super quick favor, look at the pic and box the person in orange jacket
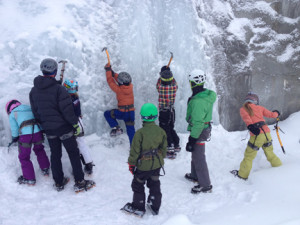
[104,64,135,145]
[231,92,282,180]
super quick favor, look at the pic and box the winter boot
[41,168,50,176]
[174,145,181,153]
[184,173,198,183]
[120,202,145,218]
[74,179,96,193]
[54,177,70,192]
[230,170,248,181]
[191,184,213,194]
[84,162,95,175]
[166,149,177,159]
[146,203,159,216]
[17,176,36,186]
[110,126,123,137]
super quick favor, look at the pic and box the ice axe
[166,51,173,68]
[58,60,68,85]
[274,118,286,154]
[102,47,110,66]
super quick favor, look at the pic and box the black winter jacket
[29,75,78,136]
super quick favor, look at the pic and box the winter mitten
[247,124,260,136]
[128,163,136,175]
[185,136,198,152]
[272,110,280,118]
[73,124,81,136]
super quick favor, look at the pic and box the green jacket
[186,89,216,138]
[128,121,167,171]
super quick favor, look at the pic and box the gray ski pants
[190,126,211,187]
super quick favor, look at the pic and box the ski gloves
[12,136,19,143]
[247,124,260,136]
[128,163,136,175]
[73,124,81,136]
[104,64,112,72]
[186,136,198,152]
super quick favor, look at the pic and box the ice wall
[0,0,216,145]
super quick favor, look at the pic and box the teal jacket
[186,89,216,138]
[128,121,167,171]
[9,105,42,138]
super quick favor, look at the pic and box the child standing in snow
[63,79,95,175]
[156,65,181,159]
[231,92,282,180]
[6,99,50,185]
[121,103,167,217]
[104,63,135,145]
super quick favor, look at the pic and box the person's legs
[262,133,282,167]
[32,132,50,170]
[124,111,135,145]
[62,135,84,183]
[159,109,173,147]
[192,143,211,187]
[169,109,180,147]
[47,137,64,185]
[146,168,161,213]
[18,143,35,180]
[104,109,119,128]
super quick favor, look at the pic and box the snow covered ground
[1,112,299,225]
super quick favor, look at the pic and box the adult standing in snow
[231,92,282,180]
[5,99,50,185]
[121,103,167,217]
[185,69,216,194]
[104,63,135,145]
[156,66,181,159]
[30,58,95,192]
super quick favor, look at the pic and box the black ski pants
[131,168,162,211]
[48,135,84,185]
[159,108,179,147]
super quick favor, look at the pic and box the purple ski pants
[18,131,50,180]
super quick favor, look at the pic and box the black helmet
[160,70,173,82]
[117,72,131,85]
[40,58,58,75]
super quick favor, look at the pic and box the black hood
[33,75,58,90]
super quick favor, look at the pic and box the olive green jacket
[186,89,216,138]
[128,121,167,171]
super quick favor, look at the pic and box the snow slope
[1,112,299,225]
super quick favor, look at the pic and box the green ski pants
[238,132,282,179]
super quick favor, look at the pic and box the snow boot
[230,170,247,181]
[110,126,123,137]
[191,184,213,194]
[120,202,145,218]
[146,203,159,216]
[54,177,70,192]
[174,145,181,153]
[84,162,95,175]
[41,168,50,176]
[17,176,36,186]
[74,179,96,193]
[166,146,177,159]
[184,173,198,183]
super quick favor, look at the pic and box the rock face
[197,0,300,131]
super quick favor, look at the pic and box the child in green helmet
[121,103,167,218]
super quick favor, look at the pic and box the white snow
[1,112,300,225]
[0,1,300,224]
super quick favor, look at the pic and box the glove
[128,163,136,175]
[104,63,111,71]
[186,136,198,152]
[12,136,19,143]
[73,124,81,136]
[272,110,280,117]
[247,124,260,136]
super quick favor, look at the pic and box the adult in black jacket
[30,58,95,192]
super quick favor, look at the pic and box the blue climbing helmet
[63,79,78,94]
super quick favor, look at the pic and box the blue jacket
[9,105,41,138]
